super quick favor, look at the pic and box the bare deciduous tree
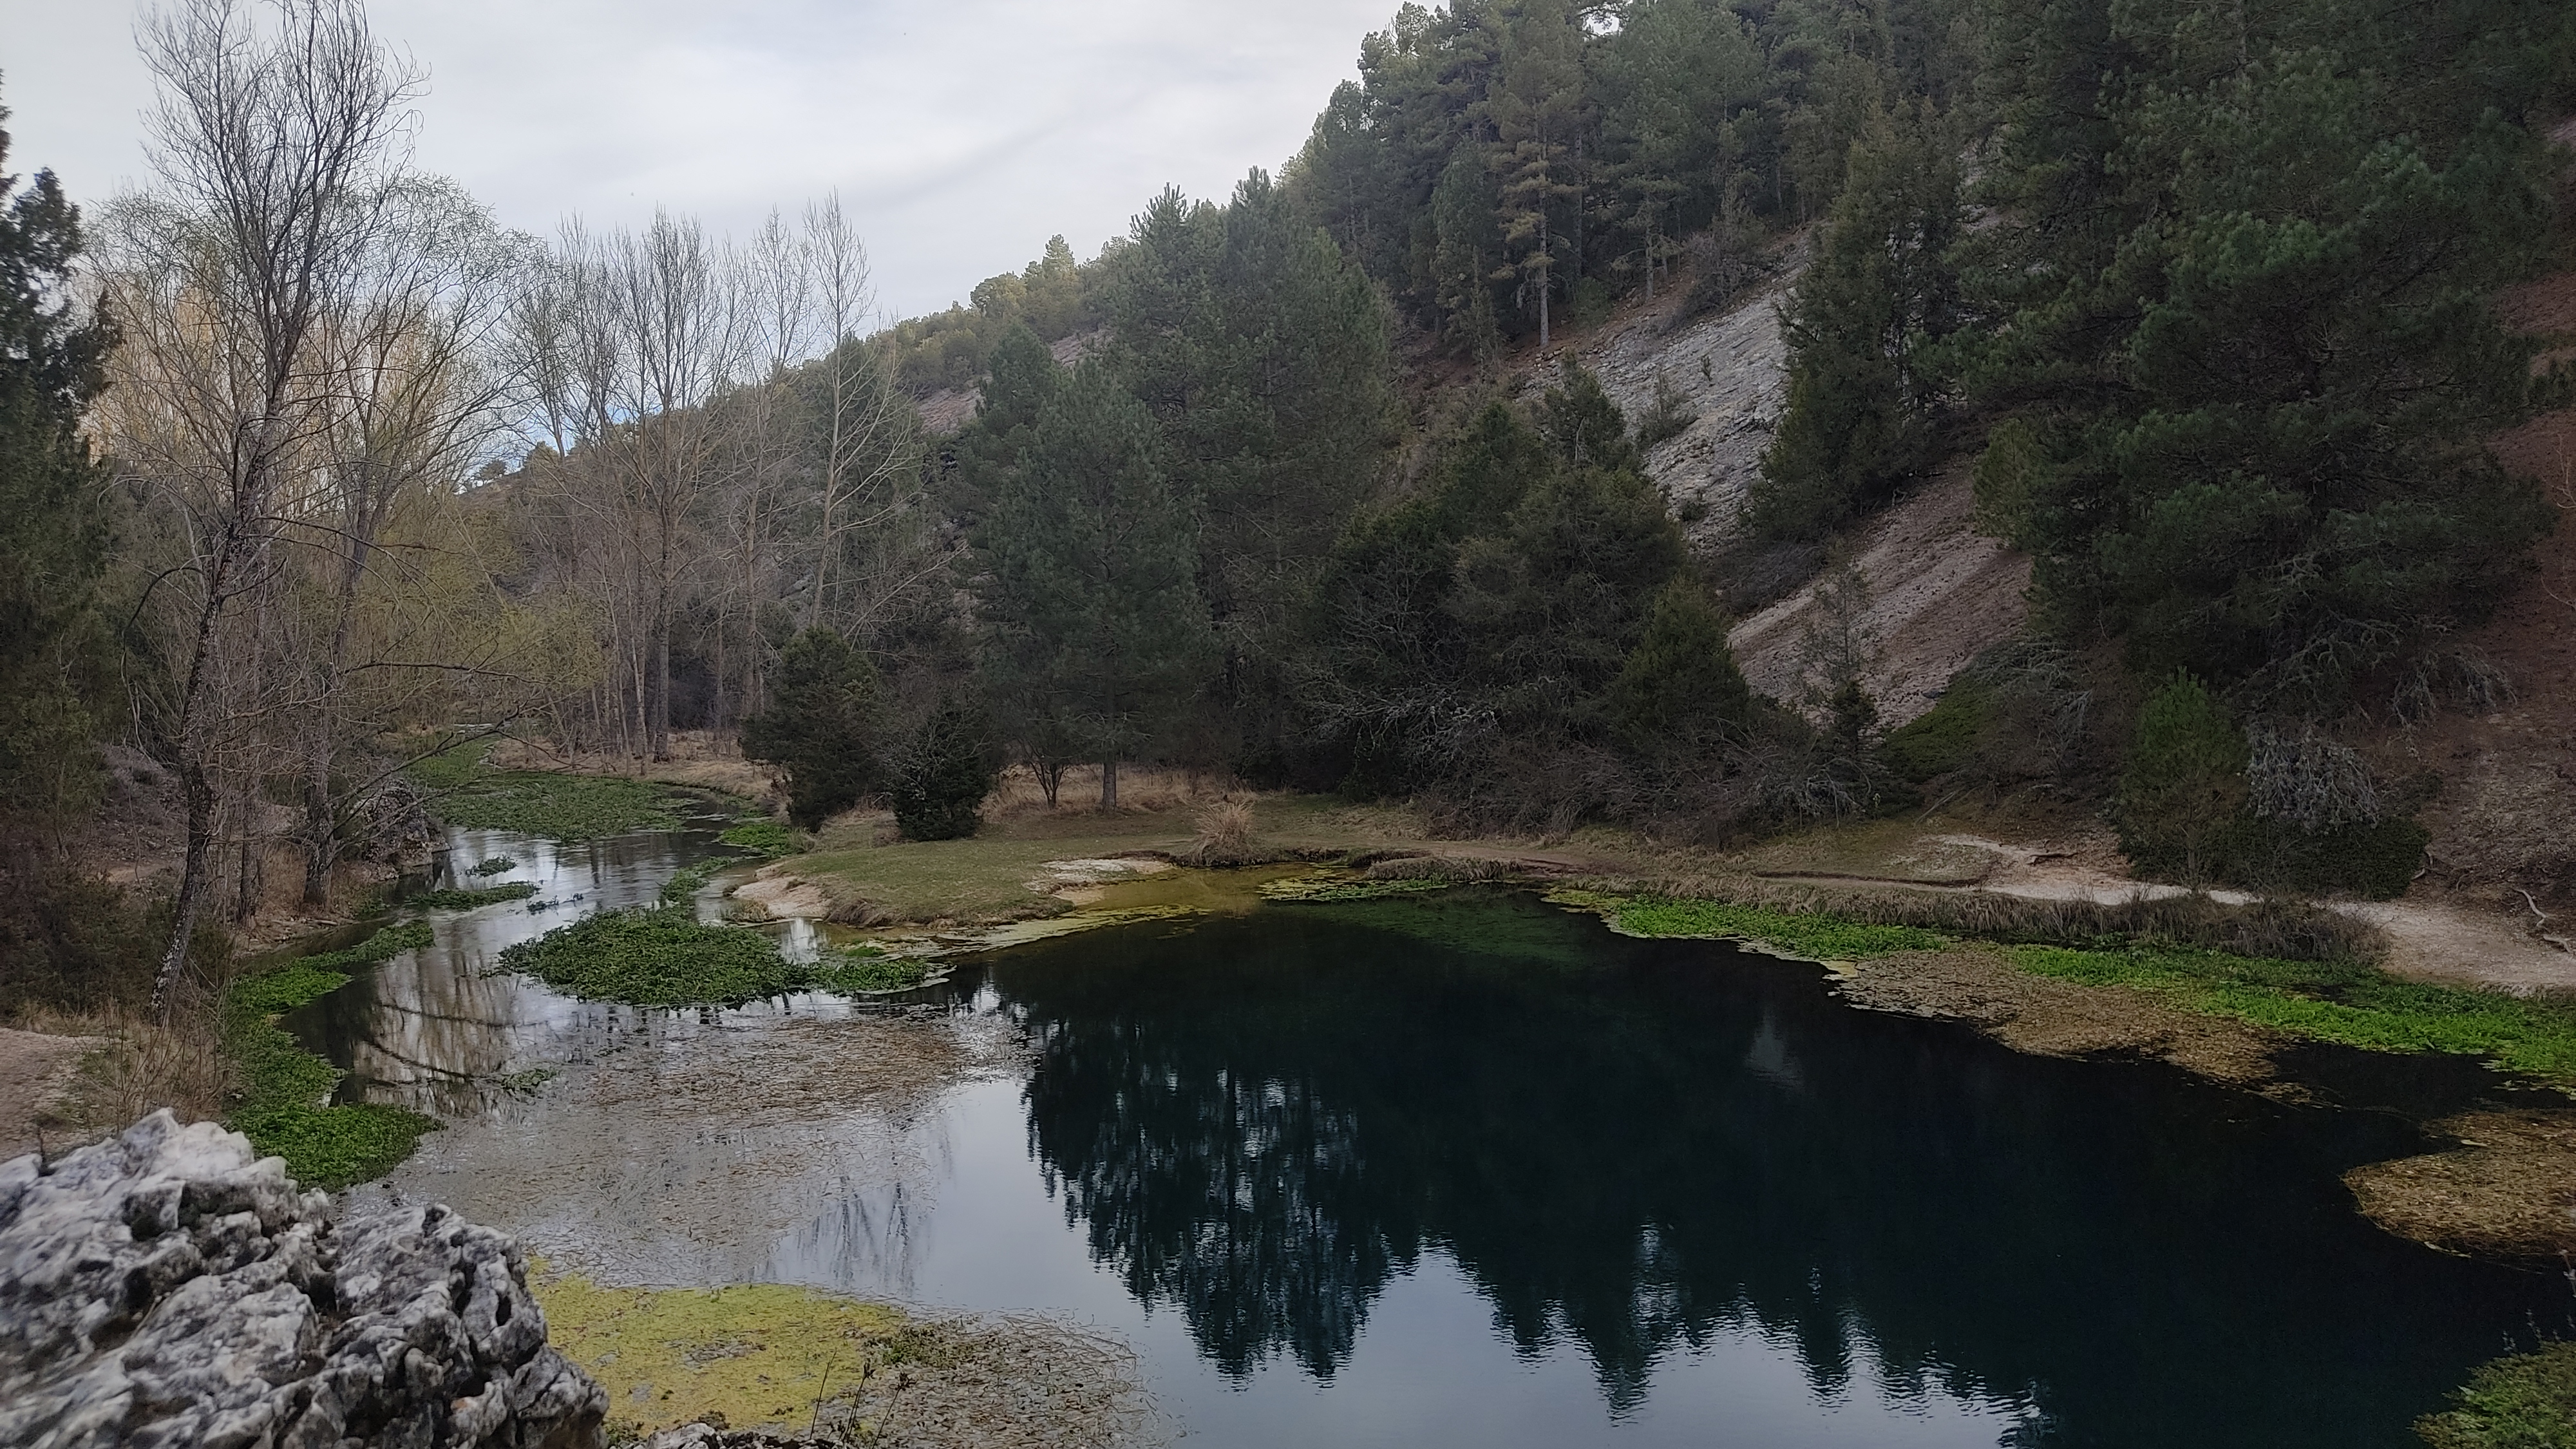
[105,0,422,1017]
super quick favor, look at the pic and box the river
[296,822,2571,1448]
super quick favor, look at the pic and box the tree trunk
[1100,759,1118,810]
[153,516,256,1020]
[234,829,263,923]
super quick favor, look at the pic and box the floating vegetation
[223,922,439,1188]
[410,743,694,841]
[1260,873,1457,903]
[719,820,806,858]
[408,882,539,911]
[531,1267,1155,1446]
[811,947,934,994]
[659,864,717,907]
[498,907,806,1007]
[468,855,518,876]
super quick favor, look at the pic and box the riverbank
[734,781,2576,1264]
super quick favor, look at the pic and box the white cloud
[0,0,1395,319]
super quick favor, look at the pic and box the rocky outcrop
[1543,249,1804,549]
[0,1110,604,1449]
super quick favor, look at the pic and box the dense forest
[2,0,2571,1013]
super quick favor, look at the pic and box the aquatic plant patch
[720,820,806,858]
[468,855,517,876]
[222,922,439,1189]
[498,906,806,1006]
[659,863,716,907]
[811,948,933,993]
[408,744,697,841]
[1576,893,1947,959]
[408,882,539,911]
[2416,1340,2576,1448]
[2009,945,2576,1083]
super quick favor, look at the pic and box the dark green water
[971,889,2566,1446]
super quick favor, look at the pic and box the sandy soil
[0,1027,100,1162]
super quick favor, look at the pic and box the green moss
[1582,893,1947,959]
[408,882,538,911]
[2010,943,2576,1082]
[720,821,806,858]
[222,922,439,1189]
[2418,1341,2576,1448]
[497,906,807,1006]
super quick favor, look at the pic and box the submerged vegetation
[222,923,438,1188]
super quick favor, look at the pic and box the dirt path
[0,1028,99,1163]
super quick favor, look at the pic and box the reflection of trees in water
[1028,1016,1409,1376]
[1003,895,2552,1441]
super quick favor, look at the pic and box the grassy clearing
[785,793,1418,924]
[408,882,538,911]
[496,907,804,1007]
[223,922,438,1188]
[2011,943,2576,1083]
[2416,1341,2576,1448]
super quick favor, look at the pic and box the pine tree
[1609,580,1752,759]
[1753,105,1961,540]
[740,629,882,828]
[0,97,116,822]
[975,364,1215,807]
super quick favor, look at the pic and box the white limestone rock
[0,1110,604,1449]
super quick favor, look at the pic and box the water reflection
[987,892,2568,1446]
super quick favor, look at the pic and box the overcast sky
[0,0,1396,322]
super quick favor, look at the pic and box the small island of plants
[496,905,933,1006]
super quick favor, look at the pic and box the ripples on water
[308,829,2569,1448]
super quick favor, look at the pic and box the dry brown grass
[1186,797,1260,865]
[985,764,1231,819]
[490,730,777,802]
[14,990,231,1142]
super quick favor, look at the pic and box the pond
[304,826,2571,1448]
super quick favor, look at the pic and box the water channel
[296,822,2572,1448]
